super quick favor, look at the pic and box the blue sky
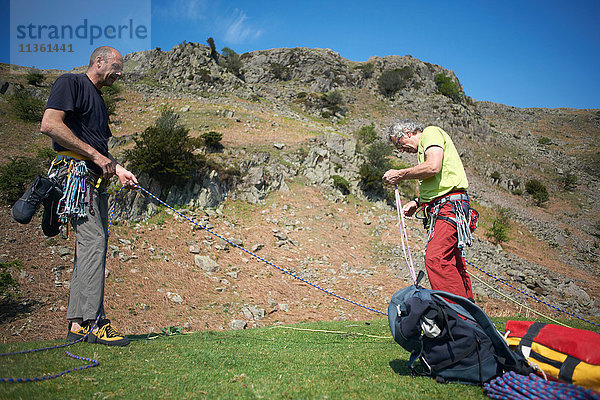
[1,0,599,109]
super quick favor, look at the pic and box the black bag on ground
[388,275,532,384]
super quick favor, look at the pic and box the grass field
[1,318,596,399]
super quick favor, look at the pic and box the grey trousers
[53,160,108,324]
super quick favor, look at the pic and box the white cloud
[223,9,263,44]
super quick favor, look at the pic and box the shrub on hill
[355,124,378,144]
[220,47,243,78]
[525,179,549,206]
[270,63,291,81]
[102,82,122,118]
[26,69,45,86]
[125,108,204,188]
[359,141,393,197]
[10,89,45,122]
[434,73,463,102]
[0,156,43,204]
[331,175,350,195]
[486,207,511,244]
[377,67,413,98]
[201,131,223,150]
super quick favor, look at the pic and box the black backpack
[388,275,532,384]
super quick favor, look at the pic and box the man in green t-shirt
[383,120,474,300]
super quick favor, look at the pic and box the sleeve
[420,126,445,151]
[45,75,77,112]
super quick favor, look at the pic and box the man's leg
[67,187,108,324]
[424,204,473,299]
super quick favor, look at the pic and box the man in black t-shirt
[41,46,137,346]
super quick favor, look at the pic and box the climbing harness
[422,191,477,257]
[484,371,600,400]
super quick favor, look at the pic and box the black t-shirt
[46,73,112,173]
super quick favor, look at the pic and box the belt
[425,190,468,209]
[57,150,90,161]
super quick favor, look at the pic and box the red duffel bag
[505,320,600,392]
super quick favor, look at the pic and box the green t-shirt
[417,126,468,203]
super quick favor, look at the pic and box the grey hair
[389,120,424,140]
[88,46,116,68]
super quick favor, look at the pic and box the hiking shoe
[88,319,130,346]
[66,321,92,342]
[41,185,63,237]
[11,175,56,224]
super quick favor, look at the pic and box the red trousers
[425,202,474,299]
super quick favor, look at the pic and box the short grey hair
[389,120,424,141]
[88,46,117,68]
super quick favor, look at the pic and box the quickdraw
[48,157,94,238]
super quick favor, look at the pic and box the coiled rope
[484,371,599,400]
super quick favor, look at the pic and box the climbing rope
[112,184,388,316]
[468,273,569,328]
[0,315,100,383]
[467,260,600,329]
[393,186,417,284]
[484,371,600,400]
[113,184,598,330]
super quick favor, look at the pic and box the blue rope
[466,260,600,329]
[0,315,100,383]
[112,184,388,316]
[112,184,600,329]
[484,371,600,400]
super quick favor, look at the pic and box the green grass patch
[1,318,597,399]
[0,319,483,399]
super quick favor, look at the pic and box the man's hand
[92,153,116,181]
[115,164,138,188]
[382,169,405,185]
[403,200,418,217]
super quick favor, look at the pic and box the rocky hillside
[0,42,598,341]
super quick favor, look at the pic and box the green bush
[490,171,501,184]
[377,67,413,97]
[102,83,122,117]
[537,136,552,145]
[359,141,393,196]
[201,131,223,149]
[220,47,243,78]
[324,91,343,107]
[525,179,549,206]
[434,73,463,102]
[26,69,45,86]
[205,158,240,186]
[270,63,291,81]
[125,108,204,188]
[207,37,218,62]
[486,207,511,244]
[331,175,350,195]
[355,124,378,144]
[10,89,45,122]
[355,62,375,79]
[0,260,22,299]
[559,173,577,191]
[0,156,43,204]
